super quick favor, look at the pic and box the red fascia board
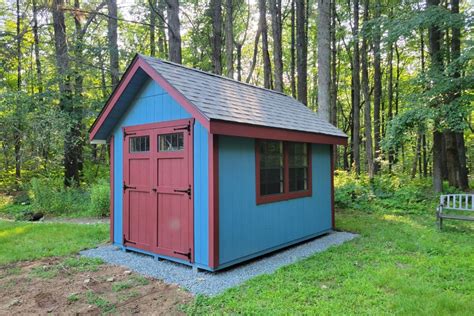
[210,120,347,145]
[208,134,219,268]
[89,55,209,141]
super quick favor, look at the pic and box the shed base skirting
[114,228,332,272]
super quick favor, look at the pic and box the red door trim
[89,55,209,141]
[208,134,219,268]
[109,135,114,243]
[210,120,347,145]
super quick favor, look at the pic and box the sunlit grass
[0,221,109,265]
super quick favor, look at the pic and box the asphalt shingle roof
[140,55,347,138]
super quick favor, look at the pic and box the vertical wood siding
[112,78,209,267]
[218,136,331,267]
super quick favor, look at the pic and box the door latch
[174,248,192,261]
[123,182,136,191]
[174,185,191,199]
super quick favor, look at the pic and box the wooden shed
[89,54,347,271]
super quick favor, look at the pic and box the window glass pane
[159,133,184,152]
[259,141,284,196]
[288,143,308,192]
[129,136,149,153]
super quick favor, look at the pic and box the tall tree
[107,0,120,87]
[361,0,373,178]
[372,0,381,174]
[210,0,223,74]
[167,0,182,63]
[317,0,330,121]
[296,0,307,104]
[52,0,78,185]
[351,0,361,174]
[290,0,296,97]
[330,0,337,127]
[225,0,234,78]
[270,0,283,91]
[14,0,21,181]
[32,0,43,96]
[427,0,443,192]
[150,0,157,56]
[259,0,272,89]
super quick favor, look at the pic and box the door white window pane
[159,133,184,152]
[129,136,150,153]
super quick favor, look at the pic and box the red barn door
[123,119,193,262]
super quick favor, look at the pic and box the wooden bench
[437,194,474,230]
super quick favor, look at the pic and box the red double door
[122,119,193,262]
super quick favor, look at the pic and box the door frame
[122,118,195,262]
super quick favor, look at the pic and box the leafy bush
[334,171,458,215]
[89,180,110,217]
[30,177,90,216]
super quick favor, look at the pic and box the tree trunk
[166,0,182,63]
[259,0,272,89]
[412,131,422,178]
[15,0,21,181]
[52,0,78,186]
[290,0,296,98]
[450,0,469,190]
[211,0,222,74]
[351,0,360,174]
[32,0,43,95]
[225,0,234,78]
[236,42,242,81]
[270,0,283,91]
[150,0,157,56]
[296,0,307,105]
[107,0,120,87]
[387,42,394,171]
[330,0,337,126]
[361,0,373,178]
[372,0,381,174]
[246,28,261,83]
[427,0,443,192]
[157,0,167,57]
[317,0,330,121]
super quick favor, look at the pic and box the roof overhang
[89,55,209,142]
[210,120,347,145]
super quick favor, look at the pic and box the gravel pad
[81,231,357,296]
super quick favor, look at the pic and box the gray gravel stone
[80,231,357,296]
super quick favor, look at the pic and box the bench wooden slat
[438,214,474,221]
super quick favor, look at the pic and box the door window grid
[129,136,150,153]
[159,133,184,152]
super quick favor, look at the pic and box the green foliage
[30,178,90,216]
[26,177,110,218]
[333,171,459,215]
[89,180,110,217]
[0,221,108,264]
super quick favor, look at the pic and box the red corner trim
[208,134,219,268]
[109,135,115,242]
[210,120,347,145]
[331,145,335,229]
[89,55,209,141]
[255,140,312,205]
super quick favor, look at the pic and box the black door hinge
[123,182,136,191]
[123,234,136,245]
[173,123,191,135]
[123,131,136,140]
[174,185,191,199]
[174,248,192,261]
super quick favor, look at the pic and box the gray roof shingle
[140,55,347,138]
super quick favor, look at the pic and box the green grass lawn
[186,209,474,314]
[0,221,109,265]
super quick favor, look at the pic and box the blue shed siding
[111,78,209,266]
[218,136,332,267]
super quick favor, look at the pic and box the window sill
[256,190,312,205]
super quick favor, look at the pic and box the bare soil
[0,257,192,315]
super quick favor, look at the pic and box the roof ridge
[138,54,290,98]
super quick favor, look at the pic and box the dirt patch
[0,257,192,315]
